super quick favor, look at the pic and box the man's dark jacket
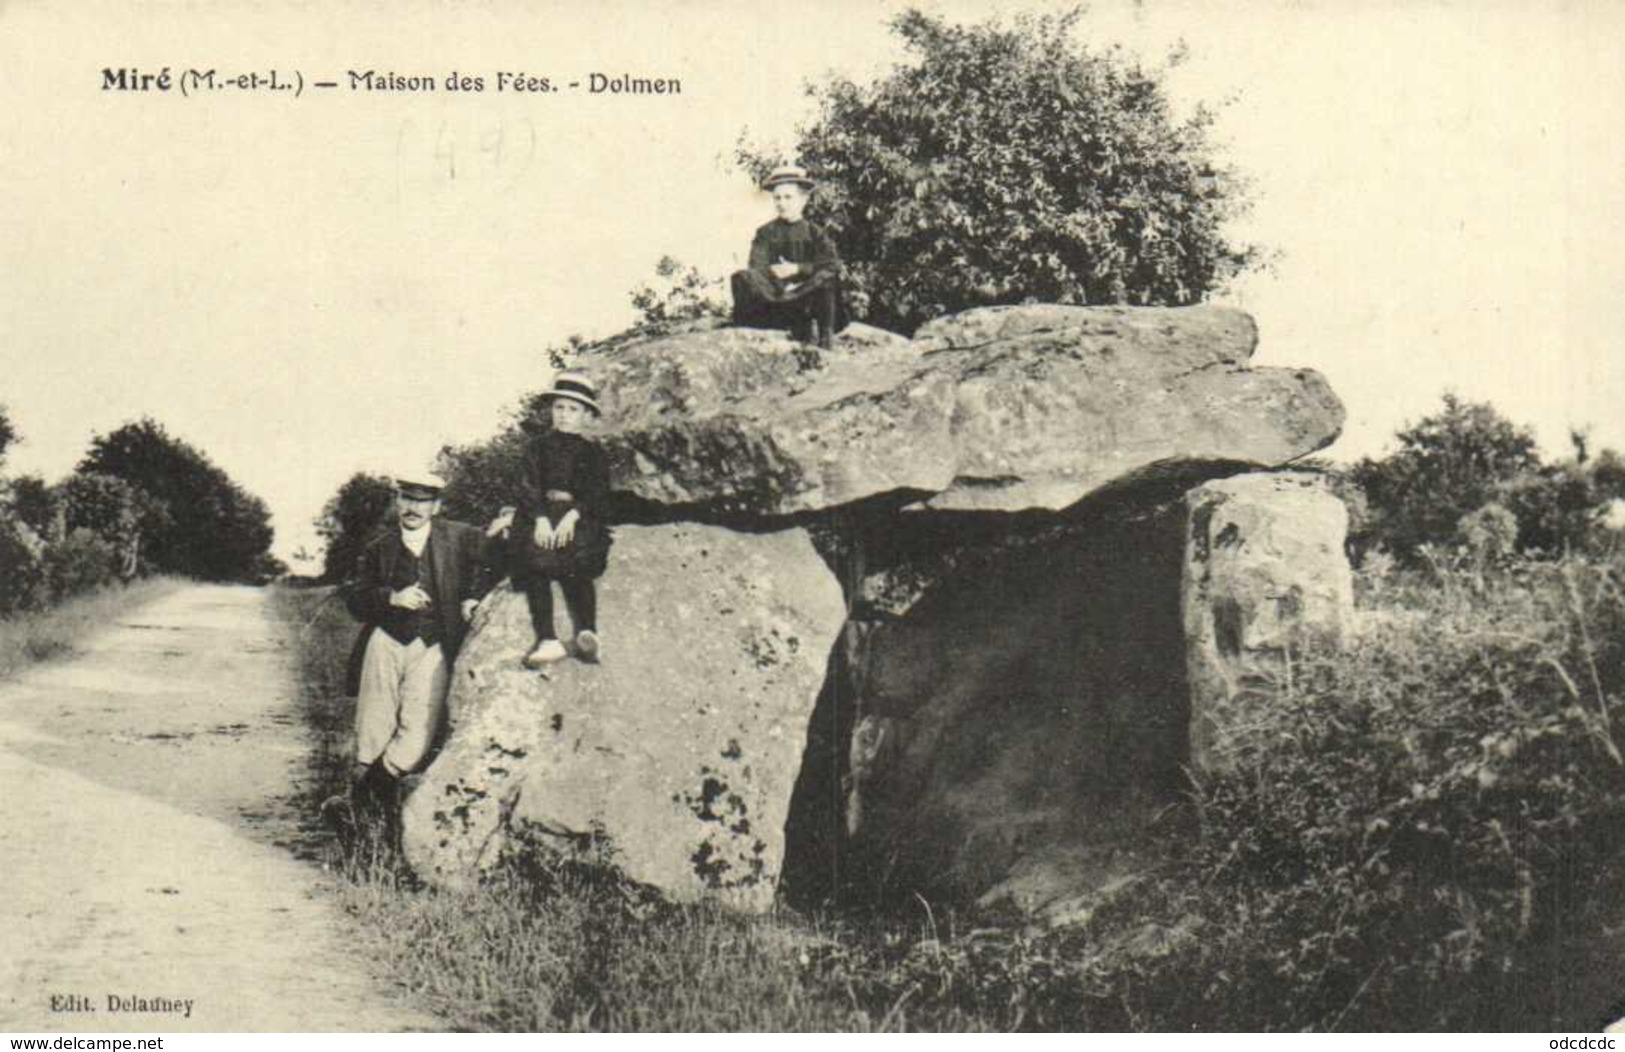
[342,519,496,697]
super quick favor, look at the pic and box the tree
[1350,395,1625,561]
[0,404,17,468]
[56,471,161,580]
[0,518,48,615]
[1352,394,1541,561]
[6,475,55,537]
[314,472,395,582]
[1455,501,1518,567]
[79,418,275,581]
[737,8,1259,333]
[630,256,729,328]
[44,528,120,599]
[436,426,532,529]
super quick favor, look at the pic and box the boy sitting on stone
[492,371,613,668]
[730,164,848,349]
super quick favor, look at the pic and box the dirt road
[0,584,437,1032]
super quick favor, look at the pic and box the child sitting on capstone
[493,371,613,668]
[729,164,848,350]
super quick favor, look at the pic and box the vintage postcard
[2,0,1623,1037]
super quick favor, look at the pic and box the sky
[3,0,1623,567]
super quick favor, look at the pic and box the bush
[315,472,395,582]
[45,528,120,599]
[0,516,49,616]
[1457,501,1518,565]
[278,516,1625,1030]
[629,256,729,328]
[1353,396,1625,562]
[1129,552,1625,1029]
[1352,394,1540,562]
[6,474,56,536]
[0,403,17,467]
[436,424,535,529]
[79,417,275,581]
[1499,453,1625,555]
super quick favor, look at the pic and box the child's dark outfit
[508,429,611,646]
[730,217,849,348]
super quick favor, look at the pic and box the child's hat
[540,370,601,416]
[762,164,816,191]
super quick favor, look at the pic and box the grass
[272,553,1625,1032]
[0,576,182,680]
[274,585,1009,1031]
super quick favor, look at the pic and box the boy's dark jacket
[507,430,612,579]
[341,519,496,697]
[746,218,841,291]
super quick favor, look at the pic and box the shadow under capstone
[782,486,1195,913]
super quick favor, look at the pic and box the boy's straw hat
[762,164,816,191]
[540,371,602,416]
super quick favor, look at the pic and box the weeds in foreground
[273,553,1625,1031]
[1129,550,1625,1030]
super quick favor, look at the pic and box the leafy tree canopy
[1352,394,1539,560]
[437,428,531,530]
[737,8,1260,333]
[80,418,274,581]
[54,470,168,579]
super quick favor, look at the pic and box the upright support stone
[401,523,846,912]
[1182,472,1354,775]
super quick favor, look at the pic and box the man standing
[327,469,494,842]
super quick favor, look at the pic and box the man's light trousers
[354,632,449,776]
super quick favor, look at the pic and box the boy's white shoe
[574,630,600,664]
[522,639,569,668]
